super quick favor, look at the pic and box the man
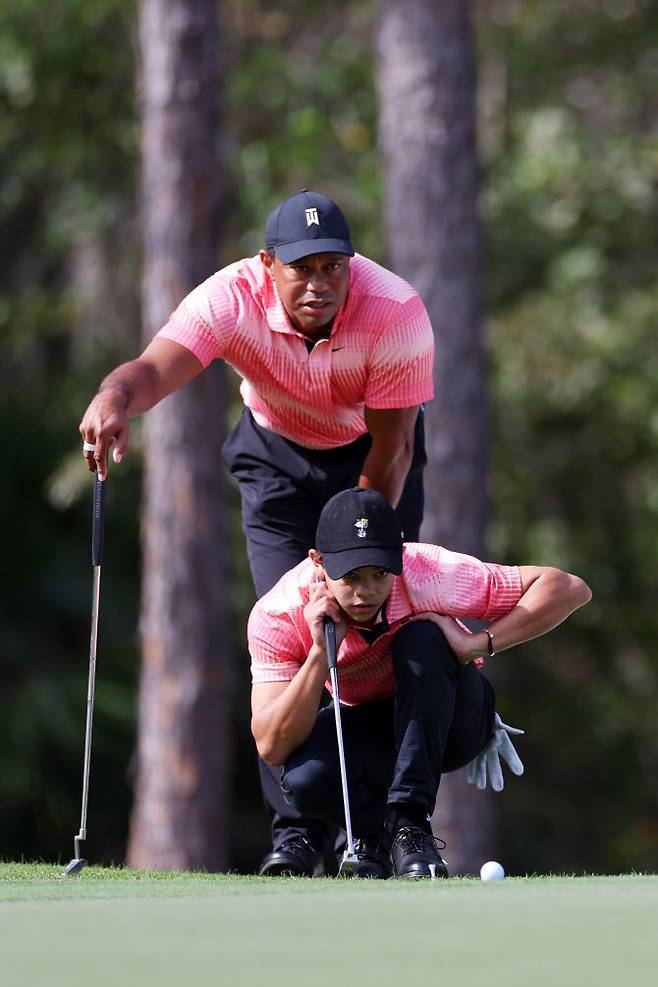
[79,190,435,876]
[248,487,591,878]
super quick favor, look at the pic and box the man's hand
[80,389,130,480]
[466,713,525,792]
[78,339,204,481]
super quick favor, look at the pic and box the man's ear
[259,249,274,272]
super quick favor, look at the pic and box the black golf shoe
[390,825,449,879]
[258,836,324,877]
[353,836,392,879]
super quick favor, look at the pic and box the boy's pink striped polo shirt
[248,545,524,707]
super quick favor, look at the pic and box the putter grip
[92,473,105,567]
[323,616,337,670]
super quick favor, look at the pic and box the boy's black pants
[280,622,496,837]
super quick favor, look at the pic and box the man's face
[260,250,350,337]
[310,552,394,624]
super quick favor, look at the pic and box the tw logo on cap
[354,517,368,538]
[305,207,320,227]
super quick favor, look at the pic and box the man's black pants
[222,408,427,853]
[280,622,496,837]
[222,408,426,596]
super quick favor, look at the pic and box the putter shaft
[76,561,101,849]
[323,617,357,866]
[64,473,105,876]
[328,665,356,857]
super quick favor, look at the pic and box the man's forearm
[98,360,160,417]
[359,438,413,508]
[252,648,328,765]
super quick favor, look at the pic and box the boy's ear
[309,549,325,578]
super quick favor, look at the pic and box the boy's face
[310,551,394,624]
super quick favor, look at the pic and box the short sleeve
[155,273,242,368]
[364,296,434,409]
[247,605,306,684]
[406,545,524,621]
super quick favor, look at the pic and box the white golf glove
[466,713,525,792]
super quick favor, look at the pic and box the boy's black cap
[315,488,403,580]
[265,190,355,264]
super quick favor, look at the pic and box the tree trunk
[128,0,232,871]
[376,0,496,873]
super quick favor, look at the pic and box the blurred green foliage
[222,0,381,260]
[1,0,657,873]
[480,0,658,872]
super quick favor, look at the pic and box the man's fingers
[82,431,126,479]
[94,447,109,481]
[112,423,130,464]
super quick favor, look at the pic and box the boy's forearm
[473,569,592,659]
[252,647,329,765]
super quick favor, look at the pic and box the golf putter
[323,616,359,876]
[62,470,106,878]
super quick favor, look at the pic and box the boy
[248,488,591,877]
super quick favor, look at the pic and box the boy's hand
[409,612,482,664]
[304,577,347,651]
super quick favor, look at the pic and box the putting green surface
[2,865,657,987]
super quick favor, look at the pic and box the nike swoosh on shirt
[332,346,345,352]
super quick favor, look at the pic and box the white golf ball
[480,860,505,881]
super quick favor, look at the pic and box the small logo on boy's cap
[354,517,368,538]
[305,207,320,226]
[315,487,403,580]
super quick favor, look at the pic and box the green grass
[2,864,657,987]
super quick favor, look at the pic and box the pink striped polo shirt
[156,253,434,449]
[248,544,523,706]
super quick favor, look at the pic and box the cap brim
[322,546,403,581]
[275,239,355,264]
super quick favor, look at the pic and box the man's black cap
[315,488,403,580]
[265,189,355,264]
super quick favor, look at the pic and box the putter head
[338,850,360,877]
[61,857,87,878]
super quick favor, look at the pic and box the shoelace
[279,836,315,855]
[393,826,447,855]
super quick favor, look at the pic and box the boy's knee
[392,620,461,684]
[281,758,336,817]
[393,620,456,660]
[394,620,446,650]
